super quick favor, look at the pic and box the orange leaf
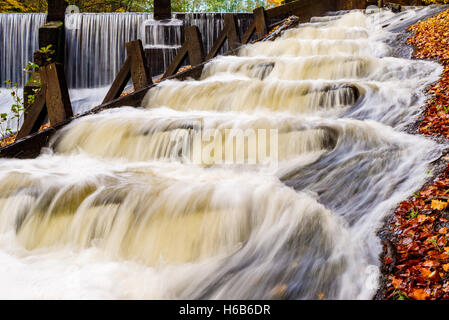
[431,200,448,210]
[410,289,430,300]
[421,268,432,278]
[392,277,402,288]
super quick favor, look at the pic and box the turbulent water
[0,12,251,128]
[0,7,446,299]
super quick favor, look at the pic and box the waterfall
[0,13,46,86]
[0,12,252,89]
[182,13,253,54]
[0,6,446,299]
[65,12,153,88]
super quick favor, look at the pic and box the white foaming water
[0,8,446,299]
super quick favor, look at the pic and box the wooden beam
[16,87,48,140]
[102,57,131,104]
[254,7,268,40]
[126,40,153,90]
[18,50,73,139]
[39,21,65,65]
[162,43,188,79]
[206,14,241,60]
[162,26,205,79]
[186,26,205,67]
[242,7,268,44]
[242,20,256,45]
[39,62,73,125]
[225,14,242,51]
[23,72,41,110]
[265,0,338,21]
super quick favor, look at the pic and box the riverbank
[380,8,449,300]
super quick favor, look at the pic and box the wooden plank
[102,57,131,104]
[225,14,242,51]
[1,121,68,159]
[242,7,268,44]
[266,0,309,18]
[39,63,73,125]
[254,7,268,40]
[162,26,204,79]
[126,40,153,90]
[266,0,338,20]
[205,27,228,61]
[186,26,205,67]
[39,21,65,65]
[162,43,188,78]
[206,14,241,60]
[23,72,41,110]
[16,87,47,140]
[242,20,256,45]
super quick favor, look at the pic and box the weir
[0,12,253,88]
[0,0,447,300]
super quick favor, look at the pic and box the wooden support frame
[17,51,73,140]
[40,62,73,125]
[126,40,152,90]
[39,21,65,66]
[162,26,205,79]
[205,14,241,60]
[242,7,268,44]
[1,14,302,159]
[102,40,152,104]
[102,57,131,104]
[16,88,48,141]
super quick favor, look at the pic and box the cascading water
[0,13,46,86]
[65,12,158,88]
[0,12,252,123]
[0,6,446,299]
[0,12,252,89]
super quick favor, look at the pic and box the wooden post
[242,7,268,44]
[46,0,68,22]
[186,26,205,67]
[163,26,205,79]
[102,40,152,104]
[39,63,73,125]
[39,21,65,65]
[17,51,73,140]
[154,0,172,20]
[254,7,268,39]
[43,0,66,65]
[23,72,41,110]
[126,40,152,91]
[206,14,241,60]
[102,57,131,104]
[16,88,47,140]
